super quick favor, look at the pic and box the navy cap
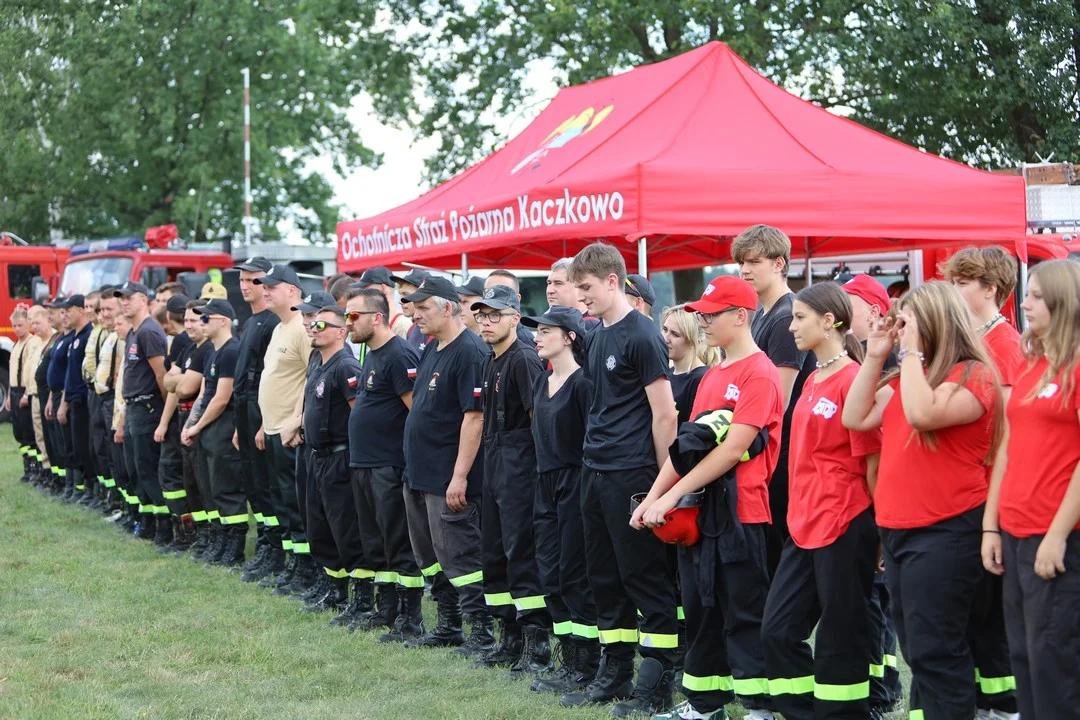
[253,264,302,288]
[45,295,66,309]
[625,274,656,306]
[391,269,430,288]
[61,294,86,309]
[113,281,152,298]
[292,290,337,313]
[470,284,520,312]
[521,306,586,336]
[165,294,192,314]
[401,276,461,304]
[193,298,236,320]
[234,256,273,273]
[349,266,394,289]
[455,276,486,298]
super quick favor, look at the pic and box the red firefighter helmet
[630,490,705,546]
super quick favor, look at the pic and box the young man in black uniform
[562,242,681,717]
[29,307,57,488]
[344,288,424,638]
[732,225,814,575]
[183,299,247,567]
[45,299,73,499]
[469,285,552,676]
[231,257,283,582]
[299,306,364,614]
[59,295,93,505]
[400,277,494,654]
[155,293,193,544]
[484,271,536,347]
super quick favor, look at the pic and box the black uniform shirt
[582,310,670,472]
[304,347,361,449]
[35,336,55,397]
[406,321,430,355]
[166,332,193,372]
[234,309,279,396]
[350,335,419,469]
[481,339,543,439]
[47,331,72,391]
[531,368,592,473]
[671,365,709,427]
[403,328,486,496]
[123,318,167,400]
[177,340,213,402]
[200,338,239,413]
[64,323,92,400]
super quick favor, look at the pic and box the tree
[0,0,390,243]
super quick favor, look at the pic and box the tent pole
[638,237,647,275]
[462,253,468,279]
[1017,261,1028,331]
[804,237,812,286]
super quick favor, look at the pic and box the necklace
[808,351,848,403]
[815,350,848,369]
[979,314,1003,334]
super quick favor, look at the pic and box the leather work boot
[275,554,317,597]
[404,596,464,648]
[166,515,197,554]
[380,587,425,643]
[187,524,211,558]
[260,552,296,589]
[610,658,676,718]
[303,577,348,613]
[349,582,396,632]
[509,625,553,679]
[560,653,634,707]
[532,637,577,693]
[236,536,268,575]
[468,618,519,667]
[244,541,284,582]
[212,526,247,568]
[330,578,369,628]
[152,515,174,548]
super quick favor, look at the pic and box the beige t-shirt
[390,312,411,340]
[258,313,312,435]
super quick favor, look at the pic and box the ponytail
[843,330,864,364]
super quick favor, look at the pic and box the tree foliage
[0,0,388,243]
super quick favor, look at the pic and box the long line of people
[8,227,1080,720]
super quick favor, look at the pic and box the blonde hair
[661,304,721,367]
[882,281,1003,462]
[1022,260,1080,407]
[941,246,1018,308]
[731,224,792,277]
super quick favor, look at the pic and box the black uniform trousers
[159,412,188,516]
[88,393,111,487]
[535,466,596,640]
[403,484,485,615]
[766,443,792,576]
[265,433,305,553]
[309,448,365,576]
[762,508,878,719]
[103,396,133,503]
[580,467,680,666]
[1002,530,1080,718]
[402,476,457,600]
[353,466,421,587]
[67,395,92,489]
[177,408,205,522]
[482,430,549,626]
[47,391,70,478]
[868,573,902,708]
[199,411,247,525]
[10,387,32,451]
[38,394,57,474]
[969,569,1017,712]
[880,506,984,720]
[679,522,771,713]
[235,392,272,528]
[124,399,165,513]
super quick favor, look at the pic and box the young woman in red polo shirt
[761,282,881,719]
[844,281,1004,720]
[982,259,1080,716]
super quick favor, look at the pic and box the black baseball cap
[61,294,86,309]
[193,298,236,320]
[253,264,302,289]
[391,269,430,288]
[165,294,192,314]
[235,256,273,273]
[455,276,486,298]
[626,274,656,306]
[470,285,520,312]
[292,290,336,313]
[113,281,152,298]
[522,306,586,336]
[45,295,66,309]
[401,277,461,304]
[349,266,394,289]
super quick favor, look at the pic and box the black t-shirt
[403,328,486,495]
[305,347,362,448]
[350,335,419,469]
[47,331,72,391]
[166,332,193,372]
[123,318,168,400]
[582,310,670,471]
[671,365,709,427]
[64,323,91,400]
[35,336,54,396]
[234,309,280,395]
[481,339,544,439]
[532,368,592,473]
[201,337,239,413]
[177,341,213,401]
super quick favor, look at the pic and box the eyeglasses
[310,320,344,332]
[694,307,739,325]
[475,311,515,324]
[345,311,379,323]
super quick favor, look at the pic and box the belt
[312,443,348,457]
[11,386,25,392]
[126,393,159,404]
[179,400,195,413]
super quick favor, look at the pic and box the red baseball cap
[843,275,891,312]
[685,276,759,315]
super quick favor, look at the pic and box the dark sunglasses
[199,314,228,324]
[310,320,344,332]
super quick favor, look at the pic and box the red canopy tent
[337,42,1027,273]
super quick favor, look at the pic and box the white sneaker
[977,711,1019,720]
[744,711,775,720]
[106,510,123,522]
[651,700,727,720]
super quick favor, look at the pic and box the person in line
[469,285,551,675]
[844,281,1003,719]
[633,276,780,720]
[44,297,74,500]
[523,306,600,695]
[662,304,718,427]
[761,282,881,719]
[454,276,485,334]
[400,277,493,653]
[110,310,136,527]
[79,292,108,508]
[626,274,656,319]
[391,269,431,355]
[93,290,124,518]
[484,270,535,346]
[732,225,815,576]
[254,265,316,592]
[27,306,54,487]
[344,288,425,639]
[59,295,94,507]
[350,266,411,339]
[546,259,588,314]
[8,305,42,484]
[983,259,1080,717]
[154,294,194,543]
[152,281,186,319]
[183,299,247,567]
[561,242,680,717]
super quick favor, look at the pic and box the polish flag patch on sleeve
[347,376,358,388]
[407,368,417,379]
[473,387,482,397]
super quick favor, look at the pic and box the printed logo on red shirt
[724,383,740,401]
[1038,383,1059,400]
[811,397,839,419]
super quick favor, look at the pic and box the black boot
[60,473,76,502]
[560,652,634,707]
[136,512,156,540]
[296,572,330,603]
[152,515,174,547]
[348,581,392,631]
[404,596,464,648]
[238,535,268,575]
[303,576,348,613]
[381,587,425,643]
[166,515,197,554]
[197,525,225,561]
[20,453,31,483]
[87,481,104,510]
[244,542,284,583]
[187,524,211,558]
[532,637,578,693]
[158,517,181,553]
[610,658,675,718]
[469,618,519,667]
[275,554,317,597]
[509,625,553,679]
[330,578,371,628]
[260,552,297,589]
[212,526,247,567]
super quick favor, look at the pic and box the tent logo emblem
[511,103,615,175]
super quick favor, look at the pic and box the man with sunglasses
[183,299,247,567]
[350,266,411,340]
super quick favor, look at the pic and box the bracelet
[982,529,1001,534]
[897,349,926,364]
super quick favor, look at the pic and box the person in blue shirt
[46,297,74,499]
[59,295,93,505]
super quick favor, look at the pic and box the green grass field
[0,432,907,719]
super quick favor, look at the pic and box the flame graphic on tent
[511,103,615,175]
